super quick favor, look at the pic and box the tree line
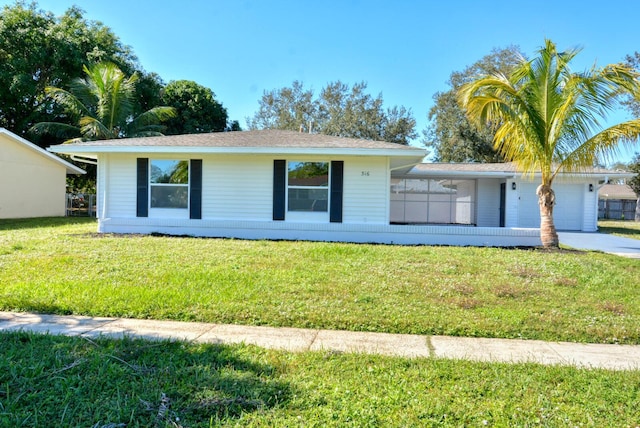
[3,2,640,163]
[3,2,640,235]
[0,2,233,148]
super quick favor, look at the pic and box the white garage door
[518,183,584,231]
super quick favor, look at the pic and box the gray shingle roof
[55,129,421,151]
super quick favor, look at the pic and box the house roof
[598,184,637,200]
[0,128,85,175]
[400,162,635,180]
[47,129,427,157]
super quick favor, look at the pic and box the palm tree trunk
[635,197,640,222]
[536,184,559,248]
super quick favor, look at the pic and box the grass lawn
[1,217,639,344]
[2,331,639,427]
[598,219,640,240]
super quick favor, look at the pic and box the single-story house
[598,184,638,220]
[1,128,85,219]
[47,130,629,246]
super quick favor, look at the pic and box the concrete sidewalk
[2,312,639,371]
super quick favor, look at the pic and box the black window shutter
[330,161,344,223]
[190,159,203,219]
[273,160,286,221]
[136,158,149,217]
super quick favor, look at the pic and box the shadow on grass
[0,216,96,231]
[0,331,291,426]
[598,225,640,237]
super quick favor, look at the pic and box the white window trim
[149,159,190,218]
[286,161,330,223]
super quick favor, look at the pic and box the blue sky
[6,0,640,162]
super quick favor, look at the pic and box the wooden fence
[598,199,637,220]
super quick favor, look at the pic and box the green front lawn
[598,219,640,240]
[1,217,638,344]
[2,332,639,427]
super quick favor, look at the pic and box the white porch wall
[476,178,501,227]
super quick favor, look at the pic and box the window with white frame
[287,161,329,212]
[150,160,189,209]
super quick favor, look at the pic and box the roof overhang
[47,144,427,158]
[394,162,634,181]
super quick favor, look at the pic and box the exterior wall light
[589,183,594,192]
[512,182,517,190]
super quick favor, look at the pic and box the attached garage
[518,182,585,231]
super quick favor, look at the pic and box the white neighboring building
[48,130,627,246]
[1,128,85,219]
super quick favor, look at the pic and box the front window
[287,161,329,212]
[150,160,189,209]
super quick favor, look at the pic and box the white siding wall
[343,157,389,224]
[100,154,391,225]
[476,178,501,227]
[203,155,272,221]
[583,181,598,231]
[104,154,137,218]
[504,179,520,227]
[517,182,540,228]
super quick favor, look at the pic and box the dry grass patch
[599,302,627,316]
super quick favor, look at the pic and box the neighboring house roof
[402,162,634,180]
[0,128,85,175]
[598,184,638,200]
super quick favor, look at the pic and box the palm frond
[44,87,92,119]
[29,122,81,140]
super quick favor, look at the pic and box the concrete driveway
[558,232,640,258]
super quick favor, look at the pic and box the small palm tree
[459,39,640,247]
[31,62,175,142]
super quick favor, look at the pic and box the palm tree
[31,62,175,142]
[459,39,640,247]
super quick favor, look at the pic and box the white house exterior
[0,128,85,219]
[48,130,625,246]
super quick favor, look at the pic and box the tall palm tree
[31,62,175,142]
[459,39,640,247]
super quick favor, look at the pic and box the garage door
[518,183,584,231]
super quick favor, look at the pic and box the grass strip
[1,331,639,427]
[1,217,639,344]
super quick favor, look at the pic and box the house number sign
[361,171,370,176]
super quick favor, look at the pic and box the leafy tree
[31,62,175,142]
[248,80,317,132]
[460,39,640,248]
[628,153,640,221]
[248,80,417,144]
[622,52,640,117]
[161,80,229,134]
[0,2,137,142]
[425,46,524,162]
